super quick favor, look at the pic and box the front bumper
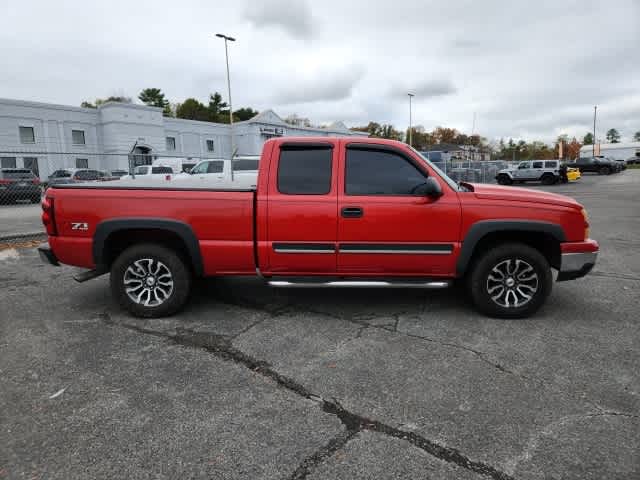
[557,240,598,281]
[38,243,59,266]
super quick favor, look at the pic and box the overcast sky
[1,0,639,143]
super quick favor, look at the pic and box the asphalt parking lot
[1,171,639,479]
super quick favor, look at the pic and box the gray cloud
[243,0,314,39]
[394,79,457,99]
[272,66,364,104]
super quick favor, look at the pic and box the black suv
[0,168,42,204]
[573,157,618,175]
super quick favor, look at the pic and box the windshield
[410,146,459,191]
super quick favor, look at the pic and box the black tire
[497,174,512,185]
[599,166,611,175]
[467,243,552,319]
[110,243,192,318]
[541,174,555,185]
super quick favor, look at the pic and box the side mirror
[416,177,442,197]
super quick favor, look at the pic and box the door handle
[341,206,363,218]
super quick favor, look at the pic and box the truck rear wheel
[467,243,552,319]
[110,243,191,318]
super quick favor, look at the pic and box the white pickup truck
[173,156,259,189]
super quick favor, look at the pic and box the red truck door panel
[337,143,461,276]
[264,143,338,274]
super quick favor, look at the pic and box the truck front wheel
[110,243,192,318]
[467,243,552,319]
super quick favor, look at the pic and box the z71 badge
[71,222,89,231]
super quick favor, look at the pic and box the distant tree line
[80,88,259,123]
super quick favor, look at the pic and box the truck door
[265,142,338,274]
[337,143,461,276]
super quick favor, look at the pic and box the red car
[39,137,598,319]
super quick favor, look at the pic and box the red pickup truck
[39,137,598,319]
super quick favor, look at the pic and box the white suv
[496,160,561,185]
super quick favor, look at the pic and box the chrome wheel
[486,258,538,309]
[123,258,174,307]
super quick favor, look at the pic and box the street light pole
[407,93,414,147]
[216,33,236,180]
[592,105,597,157]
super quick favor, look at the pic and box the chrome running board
[268,279,451,289]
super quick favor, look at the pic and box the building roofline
[0,97,98,114]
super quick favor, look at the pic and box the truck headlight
[581,208,589,240]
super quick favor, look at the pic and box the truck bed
[47,184,257,275]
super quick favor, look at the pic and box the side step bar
[268,280,451,289]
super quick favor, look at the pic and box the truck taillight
[42,197,57,236]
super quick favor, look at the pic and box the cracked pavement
[1,172,639,479]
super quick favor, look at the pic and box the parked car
[120,165,174,180]
[496,160,562,185]
[107,170,128,178]
[0,168,41,203]
[174,156,259,188]
[573,157,618,175]
[40,137,598,320]
[47,169,105,187]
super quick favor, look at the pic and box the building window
[166,137,176,151]
[19,126,35,144]
[72,129,85,145]
[1,157,17,168]
[206,139,215,152]
[76,158,89,169]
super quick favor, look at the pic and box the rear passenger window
[532,161,544,168]
[277,147,332,195]
[345,148,426,195]
[544,161,557,168]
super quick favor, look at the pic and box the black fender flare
[456,220,566,276]
[93,218,204,275]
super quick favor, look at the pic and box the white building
[579,142,640,161]
[0,98,367,179]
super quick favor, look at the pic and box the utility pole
[592,105,597,157]
[216,33,236,180]
[407,93,414,147]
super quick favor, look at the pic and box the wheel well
[466,230,561,272]
[102,229,194,272]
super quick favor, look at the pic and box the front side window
[191,162,209,174]
[19,126,35,144]
[72,129,85,145]
[166,137,176,151]
[206,161,223,173]
[532,161,544,169]
[76,158,89,169]
[345,147,427,195]
[277,147,332,195]
[206,140,215,152]
[1,157,17,169]
[133,166,149,175]
[518,162,530,169]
